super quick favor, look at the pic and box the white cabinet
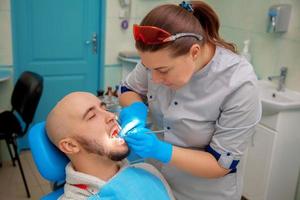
[243,124,276,200]
[243,112,300,200]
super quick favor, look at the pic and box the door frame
[10,0,106,90]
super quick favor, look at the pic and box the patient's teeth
[112,129,119,138]
[111,137,124,144]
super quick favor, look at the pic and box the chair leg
[0,150,2,168]
[12,139,31,198]
[5,139,16,166]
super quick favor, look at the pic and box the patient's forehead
[57,92,101,118]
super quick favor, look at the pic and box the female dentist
[118,1,261,200]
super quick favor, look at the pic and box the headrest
[29,122,69,182]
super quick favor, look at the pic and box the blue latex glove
[124,127,173,163]
[119,102,148,137]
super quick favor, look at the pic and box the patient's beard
[109,148,130,161]
[75,136,129,161]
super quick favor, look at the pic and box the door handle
[85,33,97,54]
[92,32,97,54]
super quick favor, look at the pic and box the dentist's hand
[124,128,173,163]
[119,102,148,137]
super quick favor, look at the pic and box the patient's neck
[71,153,119,181]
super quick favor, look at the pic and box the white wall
[0,0,12,66]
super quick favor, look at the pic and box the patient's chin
[109,148,130,161]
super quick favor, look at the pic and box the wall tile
[105,17,136,64]
[104,64,122,89]
[276,39,300,91]
[204,0,300,91]
[134,0,181,19]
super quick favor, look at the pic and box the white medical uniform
[121,46,261,200]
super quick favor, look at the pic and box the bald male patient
[46,92,175,200]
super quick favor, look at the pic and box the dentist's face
[139,48,197,90]
[62,92,129,161]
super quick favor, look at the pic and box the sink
[258,80,300,115]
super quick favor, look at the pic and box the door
[11,0,105,149]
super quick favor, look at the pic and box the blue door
[11,0,105,149]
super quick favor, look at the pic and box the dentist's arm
[171,146,230,178]
[119,91,143,107]
[125,128,230,178]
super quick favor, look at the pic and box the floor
[0,150,52,200]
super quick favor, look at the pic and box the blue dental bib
[88,166,171,200]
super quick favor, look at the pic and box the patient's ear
[58,138,80,155]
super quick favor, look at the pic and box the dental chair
[28,121,144,200]
[28,122,69,200]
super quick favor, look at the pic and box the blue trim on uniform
[205,145,221,160]
[121,86,133,93]
[229,159,240,170]
[205,145,239,174]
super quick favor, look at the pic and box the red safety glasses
[133,24,203,45]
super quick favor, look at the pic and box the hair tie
[179,1,193,12]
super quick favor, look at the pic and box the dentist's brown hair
[135,1,237,56]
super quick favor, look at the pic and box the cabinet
[243,124,276,200]
[243,112,300,200]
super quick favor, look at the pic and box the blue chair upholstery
[29,122,69,199]
[41,188,64,200]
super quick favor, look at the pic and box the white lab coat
[121,46,261,200]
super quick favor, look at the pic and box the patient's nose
[105,111,116,123]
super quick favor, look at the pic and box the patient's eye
[157,69,169,74]
[87,112,96,120]
[89,114,96,120]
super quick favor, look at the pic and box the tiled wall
[204,0,300,92]
[105,0,300,92]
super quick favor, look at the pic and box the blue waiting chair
[28,122,69,200]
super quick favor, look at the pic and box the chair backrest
[29,122,69,182]
[11,71,43,127]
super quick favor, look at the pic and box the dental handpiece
[144,130,165,134]
[116,122,165,136]
[115,116,165,136]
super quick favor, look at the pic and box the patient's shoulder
[131,162,161,177]
[130,163,176,200]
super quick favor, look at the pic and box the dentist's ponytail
[191,1,237,53]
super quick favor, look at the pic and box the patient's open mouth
[111,129,119,138]
[110,124,120,138]
[109,123,125,145]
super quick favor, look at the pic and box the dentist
[119,1,261,200]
